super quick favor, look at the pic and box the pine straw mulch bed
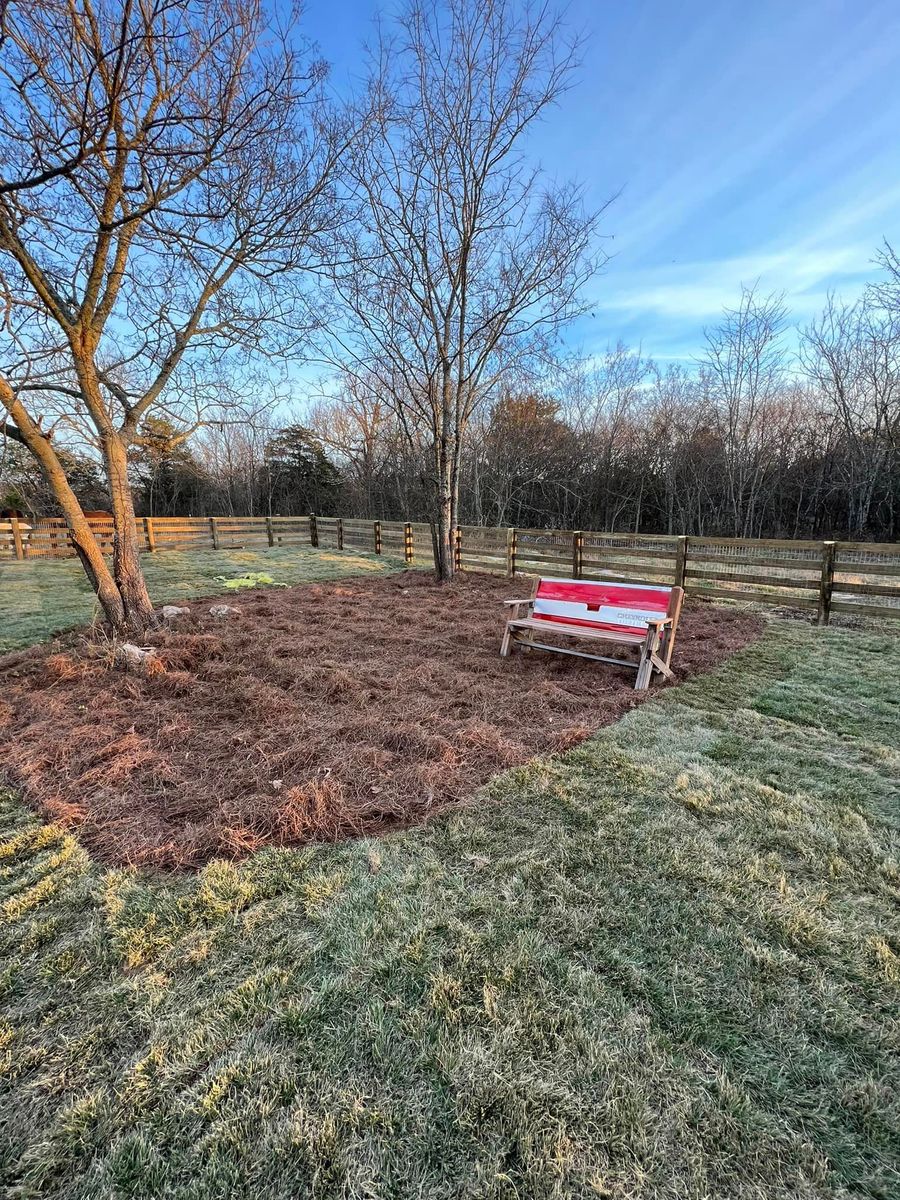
[0,571,764,869]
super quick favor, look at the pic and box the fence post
[674,535,688,588]
[265,516,274,547]
[309,513,319,548]
[818,540,836,626]
[373,520,382,554]
[403,522,413,564]
[9,516,24,560]
[572,530,583,579]
[209,517,220,550]
[336,517,344,551]
[506,527,517,577]
[453,526,462,571]
[144,517,156,552]
[10,516,24,560]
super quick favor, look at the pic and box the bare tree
[307,371,402,516]
[566,344,651,530]
[325,0,602,578]
[701,287,788,537]
[801,286,900,537]
[0,0,348,634]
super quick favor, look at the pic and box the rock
[118,643,157,670]
[209,604,241,618]
[160,605,190,621]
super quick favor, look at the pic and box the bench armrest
[504,598,534,619]
[644,616,673,629]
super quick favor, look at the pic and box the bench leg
[660,625,677,670]
[635,652,653,690]
[635,628,658,691]
[650,652,674,681]
[500,621,514,657]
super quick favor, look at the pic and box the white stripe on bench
[533,599,664,628]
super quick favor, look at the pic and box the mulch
[0,571,764,869]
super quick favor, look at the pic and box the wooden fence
[2,514,898,625]
[0,515,437,572]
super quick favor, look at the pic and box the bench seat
[504,615,647,645]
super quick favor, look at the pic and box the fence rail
[2,514,898,624]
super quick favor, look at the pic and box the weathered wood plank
[834,540,900,553]
[686,585,819,608]
[582,545,678,561]
[688,536,823,550]
[513,551,575,568]
[829,600,900,618]
[684,551,821,570]
[832,562,900,577]
[832,581,900,597]
[685,567,818,589]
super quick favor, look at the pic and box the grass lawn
[0,610,898,1197]
[0,545,396,653]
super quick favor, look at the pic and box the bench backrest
[533,577,676,636]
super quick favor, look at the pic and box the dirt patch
[0,572,764,868]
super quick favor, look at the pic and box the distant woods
[5,271,898,542]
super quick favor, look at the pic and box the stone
[160,605,190,621]
[209,604,241,618]
[119,643,157,670]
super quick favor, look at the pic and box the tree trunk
[1,380,128,629]
[103,432,156,636]
[431,439,455,581]
[435,485,454,580]
[432,393,455,580]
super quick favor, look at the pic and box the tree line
[7,277,897,542]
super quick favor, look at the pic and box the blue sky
[302,0,900,363]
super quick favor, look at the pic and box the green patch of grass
[0,622,899,1196]
[0,545,396,652]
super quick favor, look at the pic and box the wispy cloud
[608,4,900,259]
[597,244,869,323]
[595,175,900,327]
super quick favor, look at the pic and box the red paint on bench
[532,577,671,636]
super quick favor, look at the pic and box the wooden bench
[500,576,684,690]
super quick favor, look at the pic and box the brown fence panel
[149,518,215,551]
[3,516,117,559]
[379,520,410,558]
[266,516,312,546]
[314,516,342,550]
[684,537,823,611]
[582,532,679,585]
[210,517,271,549]
[456,525,509,574]
[340,518,378,554]
[21,519,69,559]
[512,527,573,576]
[831,542,900,620]
[409,522,435,568]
